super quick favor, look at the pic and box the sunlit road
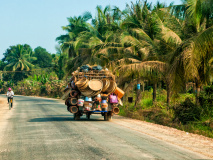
[0,95,210,160]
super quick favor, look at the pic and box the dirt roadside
[112,116,213,158]
[0,97,14,144]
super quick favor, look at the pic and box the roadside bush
[173,98,201,124]
[198,85,213,117]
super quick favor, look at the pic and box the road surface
[0,95,212,160]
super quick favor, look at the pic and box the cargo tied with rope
[62,64,125,121]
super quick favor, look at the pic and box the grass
[119,88,213,138]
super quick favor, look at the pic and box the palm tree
[118,61,167,103]
[117,1,182,104]
[170,26,213,104]
[56,12,92,58]
[169,0,213,104]
[64,5,124,73]
[4,44,35,71]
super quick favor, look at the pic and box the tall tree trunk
[195,79,201,106]
[123,83,128,103]
[142,81,144,92]
[153,81,157,102]
[196,85,201,106]
[135,79,141,107]
[166,81,171,106]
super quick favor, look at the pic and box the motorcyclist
[6,88,14,105]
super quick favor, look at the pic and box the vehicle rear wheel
[74,113,80,120]
[104,114,107,121]
[107,113,112,121]
[86,113,90,120]
[104,112,112,121]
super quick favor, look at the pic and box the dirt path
[0,97,14,144]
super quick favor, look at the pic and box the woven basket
[75,78,88,89]
[70,98,78,105]
[105,80,117,94]
[88,79,103,91]
[70,90,79,97]
[102,79,110,92]
[81,90,93,97]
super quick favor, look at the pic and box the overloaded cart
[62,65,125,121]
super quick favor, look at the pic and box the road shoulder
[0,97,14,144]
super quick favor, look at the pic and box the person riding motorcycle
[6,88,14,105]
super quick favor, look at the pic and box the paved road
[0,95,210,160]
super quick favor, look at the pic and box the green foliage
[0,60,6,70]
[33,46,52,68]
[52,53,65,79]
[13,71,66,97]
[141,98,153,108]
[4,44,35,71]
[198,85,213,117]
[173,98,201,124]
[0,80,4,89]
[2,44,36,84]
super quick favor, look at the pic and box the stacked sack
[62,65,125,114]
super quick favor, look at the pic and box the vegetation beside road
[119,85,213,138]
[0,0,213,138]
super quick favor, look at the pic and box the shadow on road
[28,116,105,122]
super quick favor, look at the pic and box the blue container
[85,97,89,101]
[101,100,107,104]
[137,84,140,90]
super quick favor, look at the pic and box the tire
[104,113,108,121]
[104,112,112,121]
[107,113,112,121]
[9,103,11,110]
[86,113,90,120]
[74,113,80,120]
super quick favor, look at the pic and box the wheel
[86,113,91,120]
[9,103,11,110]
[107,113,112,121]
[74,113,80,120]
[104,112,112,121]
[10,99,13,108]
[104,113,108,121]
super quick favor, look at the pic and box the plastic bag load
[109,94,118,103]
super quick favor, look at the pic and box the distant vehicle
[62,65,124,121]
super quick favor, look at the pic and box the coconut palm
[4,44,35,71]
[117,1,183,104]
[56,12,92,58]
[170,26,213,104]
[118,61,167,103]
[64,5,124,73]
[169,0,213,104]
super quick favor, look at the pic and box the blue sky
[0,0,182,59]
